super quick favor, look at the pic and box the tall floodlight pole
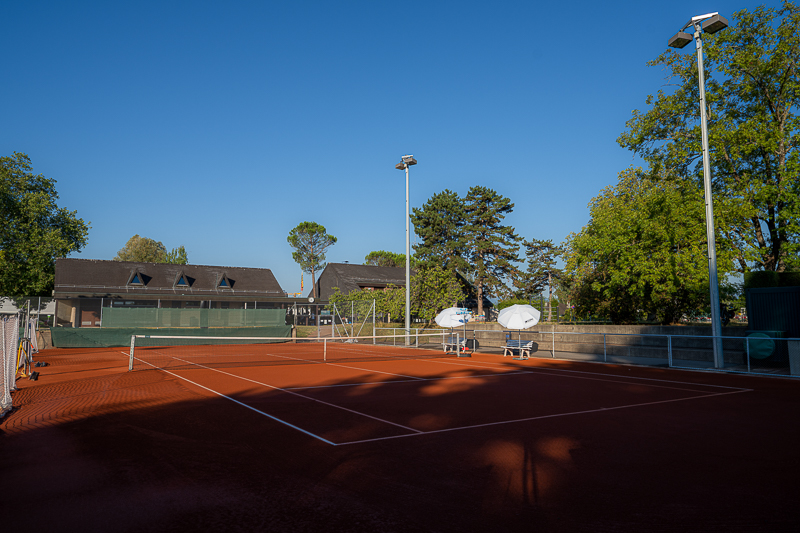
[396,155,417,344]
[669,12,728,369]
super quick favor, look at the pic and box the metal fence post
[746,336,751,373]
[667,335,673,367]
[603,334,607,362]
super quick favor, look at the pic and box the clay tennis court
[3,343,800,532]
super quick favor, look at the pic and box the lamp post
[668,12,728,369]
[395,155,417,344]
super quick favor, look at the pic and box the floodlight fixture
[702,14,729,34]
[669,11,728,48]
[668,32,693,49]
[401,155,417,165]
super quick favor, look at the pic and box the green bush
[496,298,530,311]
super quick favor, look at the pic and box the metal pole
[668,335,673,367]
[694,23,724,369]
[405,163,411,346]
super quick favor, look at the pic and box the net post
[324,338,327,362]
[128,335,136,371]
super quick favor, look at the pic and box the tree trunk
[476,283,484,318]
[311,268,317,299]
[547,271,553,322]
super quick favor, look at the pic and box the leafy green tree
[564,168,737,324]
[411,190,468,272]
[115,235,165,263]
[521,239,564,321]
[287,221,337,298]
[166,246,188,265]
[462,186,520,317]
[496,298,530,311]
[0,152,90,297]
[364,250,406,267]
[411,264,465,323]
[114,235,188,264]
[618,1,800,272]
[328,264,464,325]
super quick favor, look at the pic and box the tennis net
[128,331,457,371]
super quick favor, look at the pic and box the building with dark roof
[54,258,289,328]
[312,263,408,299]
[312,262,493,315]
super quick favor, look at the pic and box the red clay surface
[2,346,800,532]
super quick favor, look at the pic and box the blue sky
[1,0,781,294]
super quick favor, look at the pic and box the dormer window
[217,274,233,289]
[127,269,148,287]
[173,272,192,289]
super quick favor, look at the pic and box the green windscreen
[51,325,292,348]
[101,308,286,328]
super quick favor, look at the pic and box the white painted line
[132,357,336,445]
[417,356,750,392]
[169,356,422,434]
[335,389,753,446]
[325,362,427,380]
[284,369,536,391]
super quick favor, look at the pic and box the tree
[364,250,405,267]
[410,264,465,323]
[114,235,188,264]
[410,190,468,272]
[462,186,520,317]
[166,246,188,265]
[564,168,738,324]
[287,221,337,298]
[0,152,90,297]
[521,239,564,321]
[618,1,800,273]
[328,264,464,325]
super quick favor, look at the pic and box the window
[173,272,192,289]
[126,270,148,287]
[217,274,233,289]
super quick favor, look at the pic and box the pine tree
[462,186,520,317]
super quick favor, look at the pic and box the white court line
[325,362,427,380]
[280,356,750,396]
[415,356,751,392]
[285,369,537,391]
[132,351,753,447]
[168,356,422,434]
[336,388,753,446]
[132,357,336,445]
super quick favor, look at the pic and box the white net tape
[1,315,20,417]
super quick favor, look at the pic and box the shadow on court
[2,348,800,532]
